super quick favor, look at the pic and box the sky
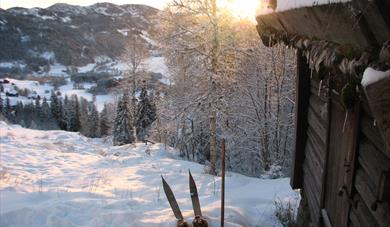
[0,0,263,20]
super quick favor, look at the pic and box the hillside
[0,121,298,226]
[0,3,170,110]
[0,3,159,74]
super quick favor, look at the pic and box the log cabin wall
[255,1,390,225]
[296,64,390,227]
[301,76,329,225]
[350,97,390,227]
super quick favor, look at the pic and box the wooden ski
[161,176,190,227]
[189,170,208,227]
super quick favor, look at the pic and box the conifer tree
[79,97,90,136]
[99,103,111,137]
[113,93,135,145]
[87,102,99,138]
[5,97,13,122]
[50,91,65,129]
[136,85,156,141]
[41,97,57,129]
[14,101,24,124]
[68,95,81,132]
[0,96,4,118]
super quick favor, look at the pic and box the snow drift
[0,122,298,226]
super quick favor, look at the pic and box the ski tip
[188,169,192,176]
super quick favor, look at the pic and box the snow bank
[361,67,390,87]
[0,122,298,227]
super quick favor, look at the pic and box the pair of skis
[161,170,208,227]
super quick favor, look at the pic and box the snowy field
[0,78,117,111]
[0,122,298,227]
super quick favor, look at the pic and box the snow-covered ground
[0,122,298,227]
[58,80,118,111]
[0,78,117,111]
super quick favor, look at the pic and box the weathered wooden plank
[355,169,390,227]
[323,93,360,227]
[310,79,329,102]
[291,50,311,189]
[352,0,390,45]
[306,126,327,167]
[304,139,324,187]
[308,106,327,143]
[309,94,329,123]
[361,112,389,159]
[377,171,390,203]
[303,160,322,203]
[303,177,321,224]
[321,209,333,227]
[303,156,322,197]
[349,193,378,227]
[319,80,332,213]
[358,136,390,191]
[363,76,390,155]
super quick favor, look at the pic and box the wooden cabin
[256,1,390,227]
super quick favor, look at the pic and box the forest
[0,0,296,178]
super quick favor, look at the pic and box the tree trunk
[209,110,217,174]
[209,0,219,176]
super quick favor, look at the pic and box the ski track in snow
[0,122,298,226]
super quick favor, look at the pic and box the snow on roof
[257,0,351,14]
[361,67,390,87]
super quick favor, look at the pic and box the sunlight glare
[218,0,262,21]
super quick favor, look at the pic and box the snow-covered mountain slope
[0,3,171,83]
[0,3,170,108]
[0,122,298,226]
[0,3,158,68]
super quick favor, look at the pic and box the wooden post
[221,139,226,227]
[290,49,311,189]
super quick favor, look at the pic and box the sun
[218,0,263,21]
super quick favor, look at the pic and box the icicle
[342,111,349,133]
[318,80,323,96]
[310,68,313,79]
[268,36,272,47]
[373,119,377,127]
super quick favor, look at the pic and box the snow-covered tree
[79,96,90,136]
[100,103,115,137]
[0,96,4,119]
[40,97,57,130]
[121,29,149,141]
[136,84,156,141]
[50,91,65,129]
[86,102,100,138]
[63,95,81,132]
[4,97,14,122]
[156,7,296,177]
[113,93,135,145]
